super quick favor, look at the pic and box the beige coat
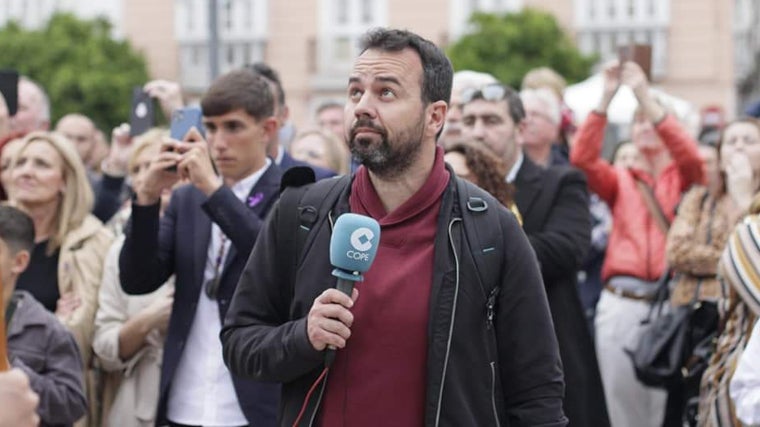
[57,214,114,366]
[93,236,173,427]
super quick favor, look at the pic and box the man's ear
[11,250,30,276]
[428,100,448,138]
[263,117,280,141]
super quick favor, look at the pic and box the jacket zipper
[490,362,502,427]
[486,288,500,330]
[434,218,462,427]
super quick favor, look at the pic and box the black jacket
[222,171,567,426]
[515,157,610,427]
[119,165,283,426]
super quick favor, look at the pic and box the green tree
[0,13,150,132]
[447,8,597,88]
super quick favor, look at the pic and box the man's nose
[353,93,376,119]
[470,120,487,138]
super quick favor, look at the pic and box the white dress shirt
[730,319,760,427]
[167,159,271,426]
[506,151,524,184]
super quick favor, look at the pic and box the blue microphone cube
[329,213,381,277]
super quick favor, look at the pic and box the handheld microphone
[325,213,381,366]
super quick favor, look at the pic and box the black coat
[222,171,568,426]
[514,156,611,427]
[119,165,283,426]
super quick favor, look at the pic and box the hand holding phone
[166,107,204,172]
[170,106,204,141]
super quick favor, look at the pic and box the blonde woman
[11,130,113,356]
[10,131,114,425]
[93,127,174,427]
[289,129,350,175]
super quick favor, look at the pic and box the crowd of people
[0,26,759,427]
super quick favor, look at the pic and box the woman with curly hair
[444,141,522,224]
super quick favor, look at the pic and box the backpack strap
[277,175,352,294]
[455,177,506,326]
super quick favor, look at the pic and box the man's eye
[381,88,394,98]
[348,89,362,100]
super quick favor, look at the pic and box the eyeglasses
[461,84,510,105]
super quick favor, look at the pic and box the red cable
[292,367,329,427]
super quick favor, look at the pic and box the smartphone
[0,70,19,116]
[130,86,154,136]
[618,44,652,81]
[165,107,205,172]
[170,106,204,141]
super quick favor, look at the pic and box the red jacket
[570,112,704,282]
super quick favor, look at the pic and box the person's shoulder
[545,163,586,181]
[11,291,65,332]
[456,177,520,227]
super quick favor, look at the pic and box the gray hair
[520,87,561,125]
[20,76,51,123]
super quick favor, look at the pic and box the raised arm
[622,61,704,189]
[570,62,622,205]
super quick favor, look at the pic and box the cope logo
[347,227,374,261]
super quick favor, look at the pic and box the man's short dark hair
[246,62,286,107]
[359,28,453,106]
[0,205,35,254]
[501,86,525,125]
[201,70,274,121]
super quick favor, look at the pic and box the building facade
[1,0,750,128]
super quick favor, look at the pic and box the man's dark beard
[349,117,425,179]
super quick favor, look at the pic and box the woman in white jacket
[92,128,174,427]
[731,319,760,427]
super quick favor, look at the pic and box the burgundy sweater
[318,147,450,427]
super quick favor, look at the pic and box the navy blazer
[119,165,282,427]
[279,151,337,181]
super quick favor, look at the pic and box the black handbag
[625,272,719,389]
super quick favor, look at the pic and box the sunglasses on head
[461,84,509,104]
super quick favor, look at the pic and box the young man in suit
[119,70,281,427]
[461,83,610,427]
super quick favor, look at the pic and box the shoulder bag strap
[634,177,671,234]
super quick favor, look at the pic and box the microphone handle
[325,277,357,366]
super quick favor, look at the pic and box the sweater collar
[351,146,450,225]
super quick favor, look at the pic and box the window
[243,0,252,28]
[574,0,670,79]
[224,0,233,30]
[186,0,194,31]
[318,0,387,75]
[192,46,200,65]
[243,42,252,64]
[336,0,348,24]
[227,45,235,64]
[360,0,372,23]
